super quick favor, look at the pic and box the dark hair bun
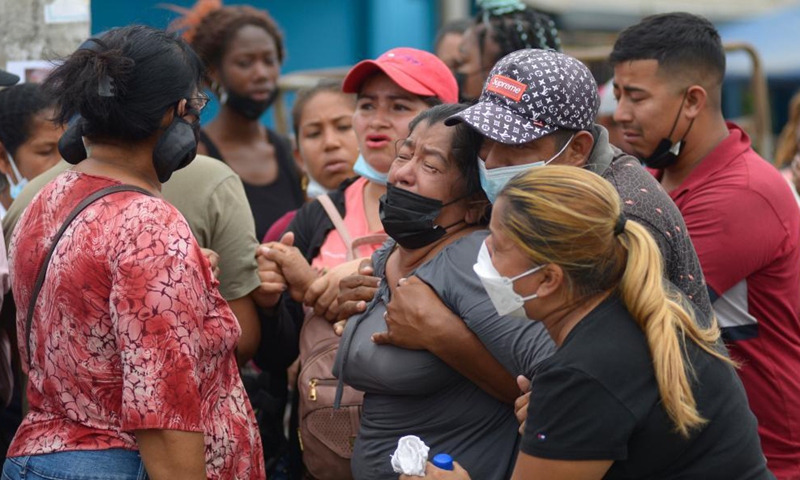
[44,25,204,142]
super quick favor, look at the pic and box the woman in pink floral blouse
[2,26,264,480]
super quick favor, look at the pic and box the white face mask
[478,134,574,204]
[4,153,27,200]
[473,240,543,318]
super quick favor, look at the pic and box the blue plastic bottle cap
[432,453,454,471]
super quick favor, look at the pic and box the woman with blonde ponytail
[406,166,772,480]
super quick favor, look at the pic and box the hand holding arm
[333,259,380,336]
[259,232,317,303]
[303,258,364,321]
[199,248,220,279]
[252,244,287,309]
[374,276,519,404]
[515,375,531,435]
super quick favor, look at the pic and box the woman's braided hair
[476,0,562,65]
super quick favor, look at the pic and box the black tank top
[199,129,305,241]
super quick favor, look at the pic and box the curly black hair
[188,3,286,69]
[476,5,562,66]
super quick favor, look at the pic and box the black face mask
[379,183,464,250]
[643,92,694,169]
[152,106,200,182]
[58,116,90,165]
[58,107,200,183]
[224,88,278,121]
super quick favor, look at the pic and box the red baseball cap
[343,47,458,104]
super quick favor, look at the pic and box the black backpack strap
[25,185,154,365]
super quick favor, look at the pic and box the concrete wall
[0,0,89,74]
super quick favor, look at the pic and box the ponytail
[499,166,735,439]
[617,220,732,437]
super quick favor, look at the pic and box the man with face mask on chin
[611,13,800,479]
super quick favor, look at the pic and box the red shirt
[8,171,265,479]
[263,210,297,243]
[655,124,800,479]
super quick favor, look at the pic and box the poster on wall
[44,0,90,24]
[4,60,60,84]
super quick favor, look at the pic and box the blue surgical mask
[5,153,27,200]
[479,134,574,203]
[353,154,388,185]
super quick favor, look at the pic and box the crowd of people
[0,0,799,479]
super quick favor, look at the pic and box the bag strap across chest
[25,184,154,365]
[317,194,387,262]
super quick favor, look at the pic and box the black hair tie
[78,37,116,97]
[614,214,628,236]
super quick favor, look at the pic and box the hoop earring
[211,81,228,105]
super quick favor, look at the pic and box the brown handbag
[297,310,362,480]
[297,195,386,480]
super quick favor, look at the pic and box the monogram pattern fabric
[8,171,265,479]
[450,49,600,145]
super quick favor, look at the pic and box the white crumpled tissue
[390,435,430,476]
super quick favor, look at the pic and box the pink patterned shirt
[8,171,265,479]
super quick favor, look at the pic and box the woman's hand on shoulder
[374,276,450,350]
[199,248,220,279]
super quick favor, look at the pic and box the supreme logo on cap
[487,75,526,102]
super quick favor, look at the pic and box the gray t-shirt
[334,231,554,480]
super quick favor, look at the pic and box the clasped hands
[253,232,367,321]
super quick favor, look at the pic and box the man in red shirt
[611,12,800,479]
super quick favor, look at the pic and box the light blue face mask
[5,153,28,200]
[479,135,574,203]
[305,177,328,199]
[353,154,388,185]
